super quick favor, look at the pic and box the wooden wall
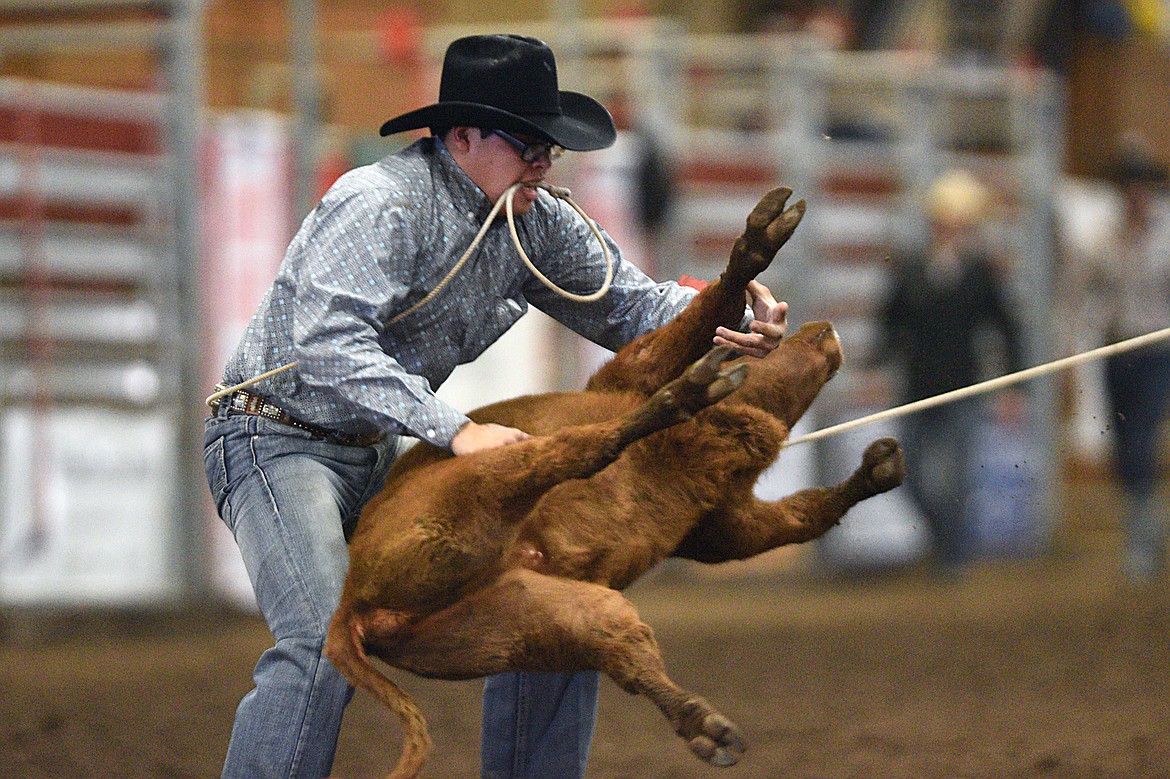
[1065,35,1170,178]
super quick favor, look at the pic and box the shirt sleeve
[289,188,470,447]
[522,200,699,349]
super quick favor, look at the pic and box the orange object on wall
[378,6,424,65]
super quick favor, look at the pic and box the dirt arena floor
[2,526,1167,779]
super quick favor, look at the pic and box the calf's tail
[325,607,432,779]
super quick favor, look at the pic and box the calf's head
[736,320,842,431]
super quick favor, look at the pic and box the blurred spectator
[1061,135,1170,584]
[872,169,1025,573]
[848,0,1004,61]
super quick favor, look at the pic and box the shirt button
[425,428,437,439]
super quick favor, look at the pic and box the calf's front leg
[482,345,748,517]
[672,438,905,563]
[587,188,805,396]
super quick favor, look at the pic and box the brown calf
[324,188,906,778]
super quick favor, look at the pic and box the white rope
[387,182,516,327]
[212,178,1167,440]
[505,182,613,303]
[205,180,612,409]
[204,361,299,408]
[782,326,1170,449]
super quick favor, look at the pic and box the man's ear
[446,126,474,153]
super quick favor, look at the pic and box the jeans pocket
[203,435,233,527]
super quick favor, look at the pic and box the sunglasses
[491,129,564,163]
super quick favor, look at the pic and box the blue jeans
[204,407,599,777]
[902,398,981,568]
[482,671,599,779]
[1105,346,1170,579]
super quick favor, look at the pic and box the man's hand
[451,420,531,456]
[713,280,789,358]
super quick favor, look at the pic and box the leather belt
[210,385,385,448]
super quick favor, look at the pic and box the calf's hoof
[860,437,905,493]
[677,699,746,768]
[636,347,746,433]
[683,345,747,406]
[687,713,746,768]
[729,187,807,280]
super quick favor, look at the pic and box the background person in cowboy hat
[1060,133,1170,585]
[204,33,788,778]
[871,168,1025,576]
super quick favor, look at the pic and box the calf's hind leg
[673,438,906,563]
[373,569,747,768]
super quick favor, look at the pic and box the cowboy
[204,34,788,778]
[1062,135,1170,584]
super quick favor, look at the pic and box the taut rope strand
[205,361,299,408]
[204,181,612,409]
[208,178,1167,437]
[782,326,1170,449]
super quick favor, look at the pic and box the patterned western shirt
[221,137,699,448]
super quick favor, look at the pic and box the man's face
[447,127,555,216]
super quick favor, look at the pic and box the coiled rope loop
[205,181,611,408]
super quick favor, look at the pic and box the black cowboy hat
[378,34,616,152]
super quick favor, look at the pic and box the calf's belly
[518,472,705,588]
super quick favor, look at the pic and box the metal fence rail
[0,2,205,606]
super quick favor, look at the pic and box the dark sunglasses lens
[521,144,549,163]
[494,131,561,163]
[521,144,563,163]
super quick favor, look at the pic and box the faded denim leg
[902,399,979,568]
[204,412,397,779]
[1106,348,1170,582]
[481,671,600,779]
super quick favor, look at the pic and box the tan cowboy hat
[927,169,989,226]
